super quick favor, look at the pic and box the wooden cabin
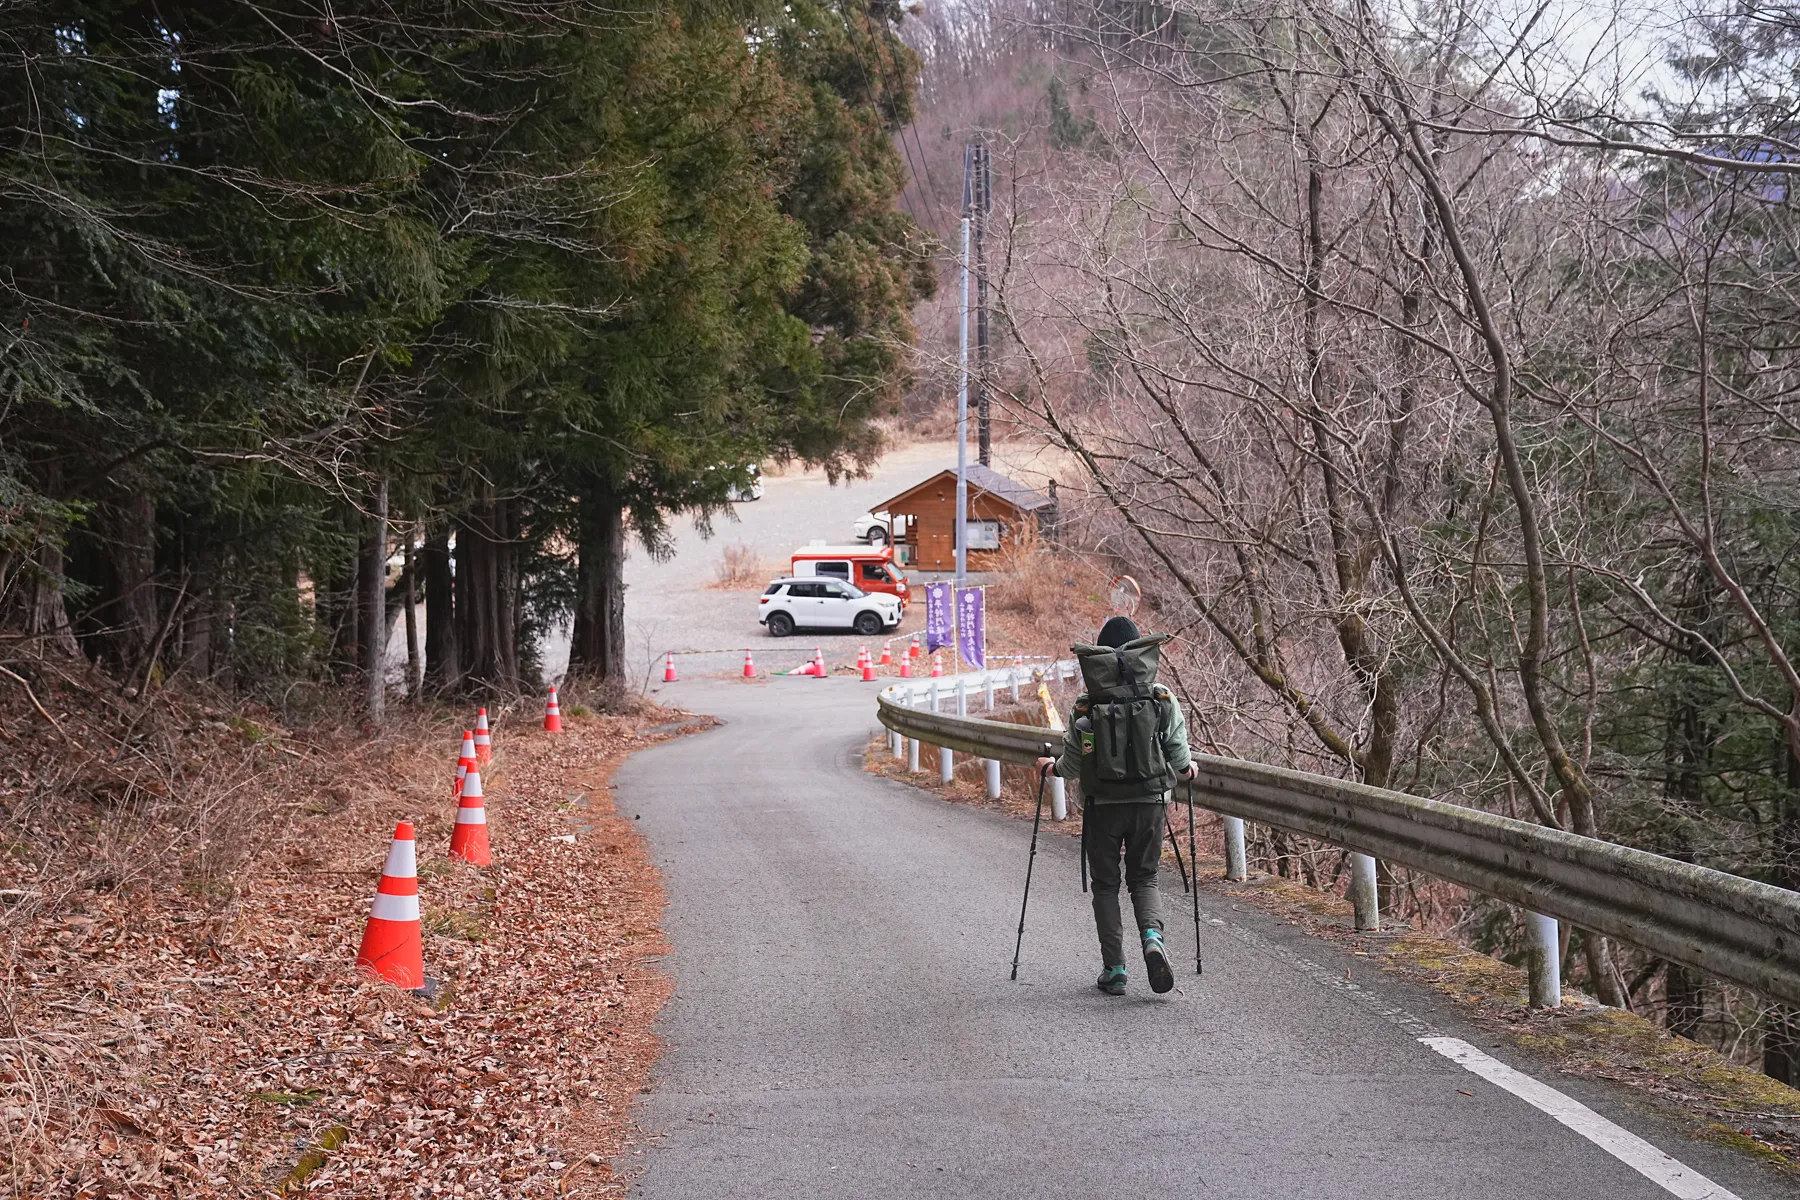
[874,464,1050,571]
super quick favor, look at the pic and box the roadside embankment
[0,667,694,1197]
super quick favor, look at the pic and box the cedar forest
[1,0,933,709]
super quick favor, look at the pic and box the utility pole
[956,145,972,585]
[973,141,992,467]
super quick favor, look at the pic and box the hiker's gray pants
[1085,800,1165,967]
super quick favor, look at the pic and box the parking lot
[537,440,1059,683]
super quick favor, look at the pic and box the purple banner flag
[925,581,954,653]
[956,586,986,670]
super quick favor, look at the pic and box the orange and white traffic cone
[355,822,425,990]
[543,686,563,732]
[861,647,876,682]
[814,648,827,679]
[663,653,678,683]
[909,633,922,660]
[474,709,492,765]
[899,654,912,678]
[743,648,756,678]
[930,653,943,678]
[449,765,491,866]
[455,730,476,797]
[878,642,892,668]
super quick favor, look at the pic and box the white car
[709,462,763,501]
[759,577,902,637]
[852,509,909,544]
[729,463,764,502]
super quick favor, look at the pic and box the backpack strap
[1114,647,1151,700]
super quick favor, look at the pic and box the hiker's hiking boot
[1143,929,1175,994]
[1096,965,1127,995]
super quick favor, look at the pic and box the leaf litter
[0,670,698,1198]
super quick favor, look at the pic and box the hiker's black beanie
[1097,615,1141,648]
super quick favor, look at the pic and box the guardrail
[875,694,1800,1010]
[879,661,1078,816]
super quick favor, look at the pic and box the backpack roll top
[1072,634,1176,800]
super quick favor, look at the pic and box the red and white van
[789,544,910,609]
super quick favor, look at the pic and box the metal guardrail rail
[875,692,1800,1009]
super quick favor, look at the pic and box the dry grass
[0,656,687,1197]
[984,528,1115,652]
[707,543,772,591]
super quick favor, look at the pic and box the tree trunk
[24,537,80,657]
[423,521,458,690]
[457,494,517,690]
[570,487,627,687]
[495,497,519,685]
[363,479,388,723]
[325,508,361,678]
[402,530,420,701]
[105,490,160,679]
[1666,964,1704,1040]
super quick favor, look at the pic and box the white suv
[852,509,909,545]
[759,577,902,637]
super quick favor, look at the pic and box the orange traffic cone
[814,647,826,678]
[355,822,425,990]
[878,642,892,667]
[909,633,922,659]
[861,647,876,682]
[664,653,678,683]
[743,648,756,678]
[449,765,491,866]
[543,686,563,733]
[899,655,912,678]
[474,709,492,765]
[930,653,943,678]
[455,730,476,797]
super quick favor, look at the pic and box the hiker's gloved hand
[1035,756,1057,774]
[1179,762,1198,781]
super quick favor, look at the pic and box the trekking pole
[1188,774,1203,975]
[1167,821,1190,894]
[1010,745,1054,981]
[1076,781,1088,893]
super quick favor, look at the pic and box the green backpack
[1071,634,1176,801]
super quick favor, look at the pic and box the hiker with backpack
[1036,615,1195,995]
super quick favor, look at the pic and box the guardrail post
[906,690,920,772]
[985,758,1001,799]
[940,745,954,784]
[1223,816,1246,881]
[1526,911,1561,1008]
[956,678,967,717]
[1349,852,1380,931]
[984,676,995,711]
[929,680,940,713]
[1011,669,1021,704]
[1050,775,1067,821]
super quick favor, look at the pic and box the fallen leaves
[1,691,692,1198]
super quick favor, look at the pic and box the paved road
[616,677,1780,1199]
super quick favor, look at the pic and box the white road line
[1420,1036,1742,1200]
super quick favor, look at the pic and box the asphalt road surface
[616,677,1782,1199]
